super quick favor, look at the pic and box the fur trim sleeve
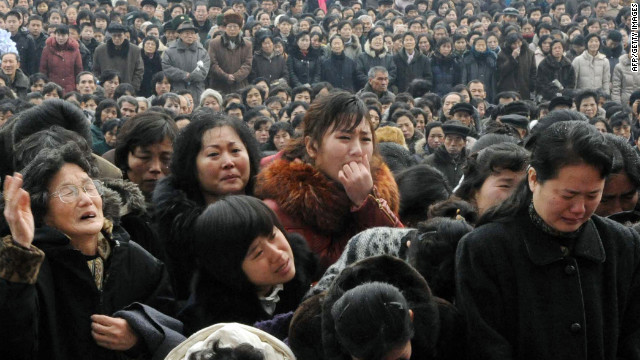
[0,235,45,284]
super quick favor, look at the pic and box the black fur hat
[12,99,92,148]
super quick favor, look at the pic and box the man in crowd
[7,10,37,75]
[93,23,144,92]
[357,66,394,99]
[423,120,469,187]
[2,52,29,97]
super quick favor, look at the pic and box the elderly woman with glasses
[0,144,176,360]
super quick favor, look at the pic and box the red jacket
[255,157,403,276]
[39,37,83,93]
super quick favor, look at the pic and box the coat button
[565,265,576,275]
[570,323,582,333]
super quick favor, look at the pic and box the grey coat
[572,51,611,94]
[162,39,210,105]
[611,54,640,106]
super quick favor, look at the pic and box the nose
[148,157,162,174]
[220,153,235,169]
[569,198,586,215]
[264,241,284,262]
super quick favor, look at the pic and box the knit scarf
[528,201,584,243]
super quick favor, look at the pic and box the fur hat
[12,99,92,148]
[377,142,416,174]
[549,95,574,111]
[375,126,407,148]
[224,11,244,27]
[502,100,530,118]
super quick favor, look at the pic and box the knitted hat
[224,11,244,27]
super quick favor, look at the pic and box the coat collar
[522,216,606,265]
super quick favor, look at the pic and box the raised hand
[3,173,34,249]
[338,154,374,208]
[91,315,139,351]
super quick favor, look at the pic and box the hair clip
[455,208,465,221]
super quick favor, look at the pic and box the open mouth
[80,212,97,220]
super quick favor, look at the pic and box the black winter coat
[179,233,317,336]
[393,48,432,93]
[461,49,497,102]
[355,41,397,89]
[430,52,462,96]
[496,43,536,100]
[152,176,205,302]
[536,55,576,101]
[0,225,175,360]
[456,212,640,360]
[140,51,163,97]
[250,51,288,84]
[11,30,37,75]
[32,33,47,76]
[320,52,358,92]
[423,146,466,187]
[286,46,322,87]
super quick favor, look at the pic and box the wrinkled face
[397,116,415,140]
[444,134,465,154]
[487,36,499,50]
[120,101,137,118]
[111,32,125,46]
[530,164,605,232]
[203,96,221,111]
[104,126,118,146]
[137,100,148,113]
[273,130,290,150]
[44,163,104,242]
[419,37,430,53]
[475,168,526,215]
[100,106,118,121]
[579,96,598,118]
[369,71,389,92]
[259,13,270,26]
[194,5,207,21]
[127,137,173,195]
[144,39,157,54]
[442,94,461,118]
[179,29,197,45]
[596,172,639,216]
[307,119,374,183]
[415,115,426,133]
[196,126,251,200]
[242,227,296,296]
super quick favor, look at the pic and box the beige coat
[572,51,611,94]
[611,54,640,105]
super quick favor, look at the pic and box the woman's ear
[305,136,317,159]
[528,166,537,193]
[408,309,414,323]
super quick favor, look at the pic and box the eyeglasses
[50,180,104,203]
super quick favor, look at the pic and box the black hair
[114,83,135,99]
[589,117,612,133]
[285,101,309,118]
[407,217,473,302]
[479,121,614,226]
[95,98,121,126]
[194,195,288,292]
[454,142,529,204]
[101,118,120,135]
[396,164,451,226]
[42,82,63,98]
[391,109,416,126]
[265,120,293,151]
[167,113,261,204]
[188,340,264,360]
[99,69,120,85]
[292,85,314,102]
[114,111,178,176]
[330,282,414,360]
[609,111,632,129]
[29,72,48,86]
[574,89,598,110]
[407,79,431,98]
[241,85,265,108]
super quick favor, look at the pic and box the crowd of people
[0,0,640,358]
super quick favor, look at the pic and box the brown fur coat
[255,157,402,275]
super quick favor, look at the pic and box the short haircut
[367,66,388,79]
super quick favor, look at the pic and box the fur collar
[100,178,148,225]
[364,40,389,58]
[221,33,246,49]
[106,38,130,58]
[254,158,399,236]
